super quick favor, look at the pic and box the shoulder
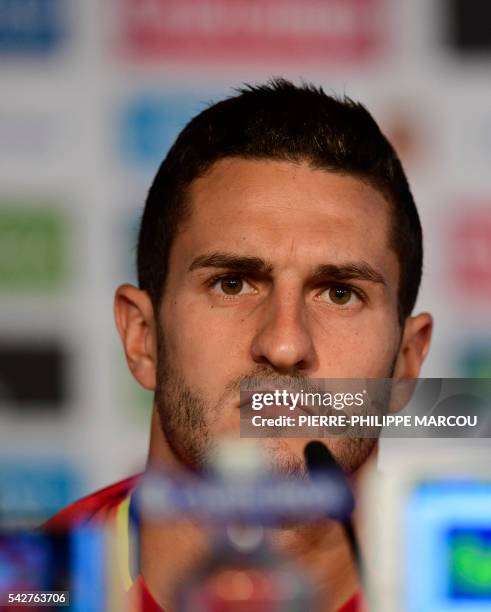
[339,591,365,612]
[41,473,143,532]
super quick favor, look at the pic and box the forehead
[178,157,398,278]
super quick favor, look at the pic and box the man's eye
[320,286,360,306]
[212,276,254,296]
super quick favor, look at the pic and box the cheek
[161,299,250,387]
[314,314,400,377]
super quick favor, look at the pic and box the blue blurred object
[0,0,65,55]
[71,526,106,612]
[447,527,491,600]
[0,460,81,528]
[119,93,215,170]
[136,467,353,526]
[0,527,106,611]
[405,480,491,612]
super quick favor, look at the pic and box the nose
[250,290,317,374]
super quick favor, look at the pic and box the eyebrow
[189,252,274,274]
[312,262,387,286]
[188,251,386,286]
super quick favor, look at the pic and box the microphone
[304,441,363,580]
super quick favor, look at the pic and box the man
[45,79,433,611]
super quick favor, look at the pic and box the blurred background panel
[0,0,490,523]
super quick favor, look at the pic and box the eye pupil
[221,277,243,295]
[329,287,351,305]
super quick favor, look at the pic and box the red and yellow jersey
[43,475,363,612]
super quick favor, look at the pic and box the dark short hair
[137,78,422,322]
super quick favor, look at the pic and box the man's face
[155,158,402,474]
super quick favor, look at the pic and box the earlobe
[394,312,433,380]
[114,284,158,390]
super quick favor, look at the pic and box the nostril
[251,335,315,372]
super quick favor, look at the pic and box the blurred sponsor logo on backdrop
[376,101,433,173]
[446,0,491,53]
[119,92,214,170]
[117,0,385,62]
[0,0,66,55]
[458,340,491,378]
[0,341,68,412]
[0,206,66,292]
[449,205,491,299]
[0,460,80,526]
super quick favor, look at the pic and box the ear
[393,312,433,380]
[114,284,158,390]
